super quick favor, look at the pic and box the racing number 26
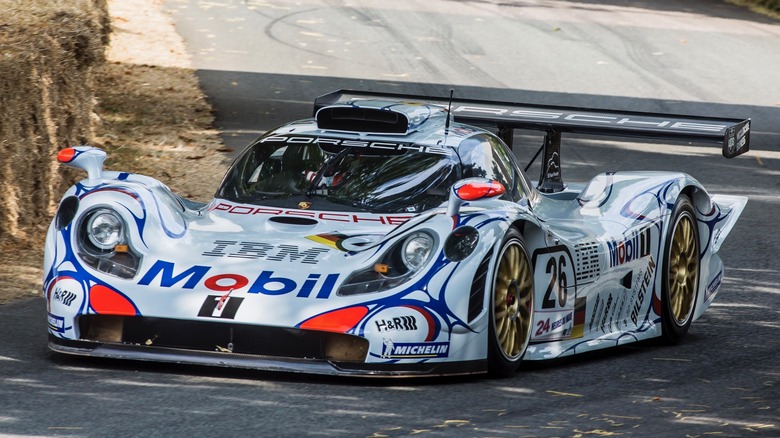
[543,256,567,309]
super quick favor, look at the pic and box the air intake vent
[574,242,600,284]
[316,106,409,134]
[468,249,493,322]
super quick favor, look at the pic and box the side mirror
[446,178,505,217]
[57,146,106,181]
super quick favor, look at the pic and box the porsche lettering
[450,105,730,133]
[209,203,411,225]
[138,260,338,299]
[257,135,450,155]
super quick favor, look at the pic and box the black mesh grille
[316,107,408,133]
[574,242,600,284]
[468,250,493,322]
[78,315,366,362]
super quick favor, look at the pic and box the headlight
[77,207,141,279]
[87,210,123,250]
[339,230,437,296]
[402,232,434,271]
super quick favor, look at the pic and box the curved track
[2,1,778,436]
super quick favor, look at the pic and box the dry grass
[0,0,108,240]
[90,61,228,200]
[0,0,228,304]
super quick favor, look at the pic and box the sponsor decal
[705,269,723,302]
[46,277,84,313]
[532,246,577,310]
[138,260,338,299]
[614,292,627,330]
[306,233,382,252]
[209,202,411,225]
[599,293,614,333]
[375,316,418,332]
[48,313,65,333]
[202,240,329,264]
[198,293,244,319]
[531,246,587,342]
[380,340,449,359]
[607,227,652,268]
[552,313,573,332]
[544,152,561,180]
[571,296,587,338]
[589,294,602,332]
[727,121,750,155]
[52,287,78,307]
[630,256,656,325]
[535,311,573,340]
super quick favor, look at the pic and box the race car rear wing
[314,89,751,193]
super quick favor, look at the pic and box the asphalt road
[2,1,779,437]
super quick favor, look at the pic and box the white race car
[44,90,749,377]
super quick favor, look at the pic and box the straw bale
[0,0,109,241]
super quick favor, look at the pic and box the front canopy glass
[217,135,462,214]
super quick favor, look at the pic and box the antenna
[444,89,454,132]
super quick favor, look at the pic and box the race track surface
[2,1,778,436]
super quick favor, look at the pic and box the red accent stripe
[299,306,369,333]
[89,285,136,316]
[404,305,436,341]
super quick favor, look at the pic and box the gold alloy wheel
[668,211,699,326]
[493,240,533,360]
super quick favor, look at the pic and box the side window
[487,135,526,201]
[487,137,512,195]
[459,134,519,201]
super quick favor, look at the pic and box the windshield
[217,136,462,214]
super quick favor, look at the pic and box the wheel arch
[468,218,539,325]
[679,183,715,255]
[659,191,700,344]
[484,226,535,376]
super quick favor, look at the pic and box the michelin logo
[381,340,449,359]
[48,313,65,333]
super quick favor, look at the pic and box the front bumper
[49,314,486,377]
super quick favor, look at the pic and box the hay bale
[0,0,109,241]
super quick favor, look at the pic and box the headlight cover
[87,210,123,250]
[339,230,437,296]
[401,232,434,271]
[77,208,141,279]
[443,226,479,262]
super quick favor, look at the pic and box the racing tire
[660,194,700,344]
[487,229,534,377]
